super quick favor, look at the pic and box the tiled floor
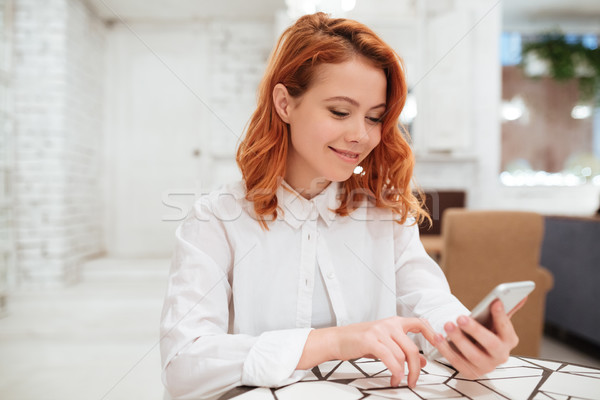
[0,257,599,400]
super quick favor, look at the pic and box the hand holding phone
[425,280,535,361]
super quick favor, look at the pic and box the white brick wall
[13,0,105,286]
[204,20,273,187]
[102,18,275,255]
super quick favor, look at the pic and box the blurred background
[0,0,599,399]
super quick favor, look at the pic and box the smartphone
[424,280,535,361]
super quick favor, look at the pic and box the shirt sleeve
[160,199,311,400]
[393,220,469,353]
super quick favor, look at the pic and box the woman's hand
[298,316,437,388]
[433,298,525,379]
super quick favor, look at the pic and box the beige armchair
[439,209,554,357]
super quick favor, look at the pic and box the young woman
[160,12,522,400]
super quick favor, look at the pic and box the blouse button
[327,272,335,279]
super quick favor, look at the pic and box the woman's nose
[345,118,369,143]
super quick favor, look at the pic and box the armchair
[439,209,554,357]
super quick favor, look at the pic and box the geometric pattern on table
[219,356,600,400]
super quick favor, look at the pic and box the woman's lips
[329,146,360,162]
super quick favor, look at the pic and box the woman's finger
[447,319,487,361]
[402,317,437,345]
[371,342,405,387]
[506,297,528,319]
[445,320,496,373]
[454,315,499,357]
[379,336,407,384]
[434,326,480,379]
[393,333,422,388]
[491,300,519,349]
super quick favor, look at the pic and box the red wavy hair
[236,12,428,229]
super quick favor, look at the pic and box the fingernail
[445,322,456,333]
[435,334,444,344]
[458,316,469,327]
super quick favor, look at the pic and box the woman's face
[276,56,387,197]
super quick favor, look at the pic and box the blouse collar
[276,180,340,229]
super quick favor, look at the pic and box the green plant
[521,33,600,104]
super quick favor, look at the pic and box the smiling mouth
[329,146,359,159]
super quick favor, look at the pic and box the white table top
[219,356,600,399]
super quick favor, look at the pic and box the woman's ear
[273,83,292,124]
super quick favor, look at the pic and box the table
[219,356,600,399]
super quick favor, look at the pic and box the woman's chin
[329,170,357,183]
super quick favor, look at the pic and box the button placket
[295,217,318,328]
[316,231,350,328]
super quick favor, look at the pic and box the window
[500,32,600,186]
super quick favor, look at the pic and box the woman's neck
[284,176,331,200]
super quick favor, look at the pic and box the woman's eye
[366,116,382,124]
[330,109,349,118]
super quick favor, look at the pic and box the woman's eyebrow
[325,96,386,110]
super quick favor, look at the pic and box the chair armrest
[535,266,554,293]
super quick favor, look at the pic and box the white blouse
[159,180,468,400]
